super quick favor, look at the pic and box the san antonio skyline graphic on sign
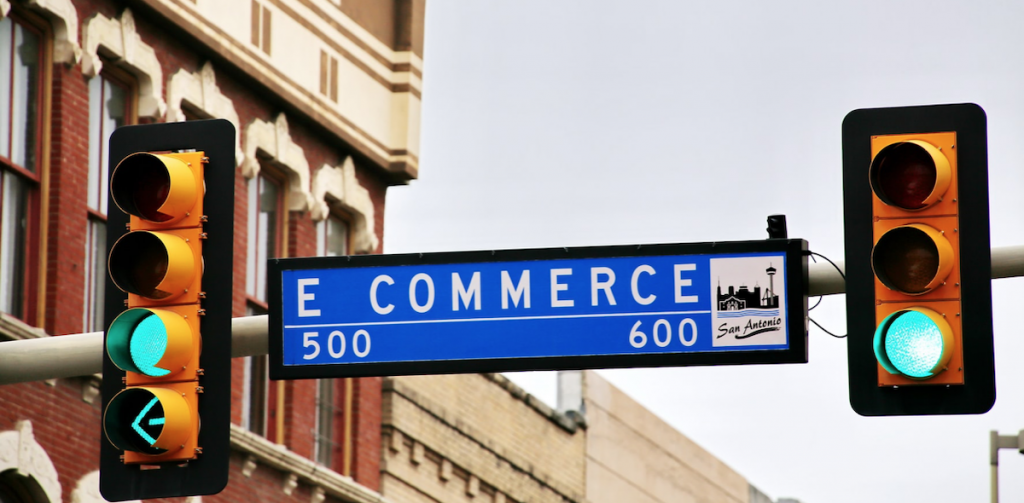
[709,256,788,347]
[716,262,780,311]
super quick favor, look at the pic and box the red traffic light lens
[869,141,950,210]
[872,224,953,295]
[111,153,198,223]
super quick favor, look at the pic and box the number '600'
[302,330,371,360]
[629,319,697,349]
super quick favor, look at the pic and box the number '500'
[302,330,371,360]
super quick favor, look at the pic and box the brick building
[0,2,800,503]
[0,0,422,501]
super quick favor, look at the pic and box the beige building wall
[562,370,762,503]
[382,373,587,503]
[140,0,424,180]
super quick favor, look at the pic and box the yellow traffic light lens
[109,231,196,300]
[869,140,951,210]
[104,387,191,455]
[873,308,953,379]
[872,224,953,294]
[111,152,198,223]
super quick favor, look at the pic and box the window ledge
[230,425,390,503]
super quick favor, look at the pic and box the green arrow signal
[131,397,163,445]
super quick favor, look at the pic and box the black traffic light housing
[842,103,994,416]
[100,119,235,500]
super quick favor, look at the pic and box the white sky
[384,2,1024,501]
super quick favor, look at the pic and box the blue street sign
[269,240,808,379]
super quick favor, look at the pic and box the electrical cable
[804,250,847,338]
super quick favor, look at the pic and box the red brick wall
[353,377,382,489]
[45,61,90,336]
[1,0,394,499]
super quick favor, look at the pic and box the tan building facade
[560,370,774,503]
[380,370,783,503]
[382,373,587,503]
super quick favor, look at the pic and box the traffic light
[100,120,235,500]
[842,103,994,416]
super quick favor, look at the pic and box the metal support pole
[1,245,1024,385]
[0,315,268,385]
[990,429,1024,503]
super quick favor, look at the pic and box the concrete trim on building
[80,9,167,118]
[0,421,62,503]
[311,157,379,254]
[2,0,81,64]
[166,62,246,166]
[243,113,315,212]
[71,470,140,503]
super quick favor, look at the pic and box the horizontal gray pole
[0,316,268,385]
[1,245,1022,385]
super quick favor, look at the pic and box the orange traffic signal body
[843,103,994,417]
[100,119,234,501]
[869,133,963,386]
[103,151,207,465]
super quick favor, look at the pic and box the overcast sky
[383,2,1024,501]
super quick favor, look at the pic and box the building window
[0,14,42,322]
[84,74,131,332]
[251,1,272,55]
[314,212,349,468]
[314,379,334,466]
[316,214,348,257]
[243,171,282,435]
[319,50,338,103]
[241,353,268,436]
[245,172,282,309]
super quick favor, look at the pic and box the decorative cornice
[81,9,166,118]
[167,62,244,166]
[311,157,379,254]
[230,425,392,503]
[242,113,315,212]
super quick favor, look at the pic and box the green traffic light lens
[874,309,953,379]
[884,311,944,378]
[129,314,171,377]
[107,308,171,377]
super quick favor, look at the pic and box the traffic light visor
[869,140,951,210]
[108,231,196,300]
[103,387,191,455]
[111,153,198,223]
[873,308,953,379]
[107,308,195,377]
[871,223,954,294]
